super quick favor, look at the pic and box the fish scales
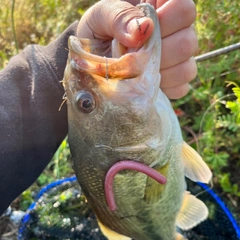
[63,3,212,240]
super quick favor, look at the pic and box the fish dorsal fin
[176,191,209,230]
[97,219,131,240]
[182,142,212,183]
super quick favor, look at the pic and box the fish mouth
[68,36,146,80]
[67,36,152,96]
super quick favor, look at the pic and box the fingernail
[127,17,150,35]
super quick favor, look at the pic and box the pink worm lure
[104,160,167,212]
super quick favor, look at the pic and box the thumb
[76,0,154,48]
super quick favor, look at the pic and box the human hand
[77,0,198,99]
[151,0,198,99]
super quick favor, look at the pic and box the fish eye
[75,91,96,113]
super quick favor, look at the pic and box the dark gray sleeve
[0,21,78,215]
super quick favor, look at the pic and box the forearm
[0,21,78,215]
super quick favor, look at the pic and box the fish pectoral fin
[144,163,168,204]
[182,141,212,183]
[97,219,131,240]
[176,191,208,230]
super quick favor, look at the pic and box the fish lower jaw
[70,58,85,71]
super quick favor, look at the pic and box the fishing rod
[195,42,240,62]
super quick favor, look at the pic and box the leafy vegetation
[0,0,239,232]
[0,0,96,69]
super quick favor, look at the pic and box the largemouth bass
[63,3,212,240]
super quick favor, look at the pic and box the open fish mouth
[104,160,167,212]
[65,37,150,97]
[68,36,143,80]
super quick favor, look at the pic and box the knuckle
[182,58,197,82]
[180,0,196,26]
[163,84,190,99]
[177,84,190,98]
[179,28,198,58]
